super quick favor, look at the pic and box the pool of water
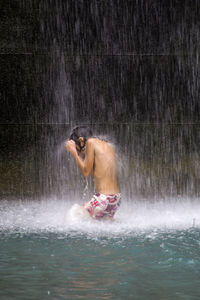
[1,198,200,299]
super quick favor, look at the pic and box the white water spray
[0,197,200,237]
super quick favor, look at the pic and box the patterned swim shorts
[85,193,121,220]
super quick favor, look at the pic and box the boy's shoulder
[87,138,108,150]
[88,138,113,155]
[88,137,107,145]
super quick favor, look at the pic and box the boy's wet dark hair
[70,126,93,151]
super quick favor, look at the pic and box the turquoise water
[1,199,200,300]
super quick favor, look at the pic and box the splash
[0,197,200,237]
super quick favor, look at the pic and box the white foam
[0,197,199,237]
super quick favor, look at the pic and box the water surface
[1,198,200,299]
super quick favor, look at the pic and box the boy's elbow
[82,168,91,178]
[83,172,90,178]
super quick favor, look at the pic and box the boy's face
[75,144,81,153]
[75,137,86,155]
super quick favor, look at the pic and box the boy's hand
[65,140,77,156]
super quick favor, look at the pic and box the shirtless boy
[65,126,121,220]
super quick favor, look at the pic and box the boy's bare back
[66,137,119,195]
[89,138,119,195]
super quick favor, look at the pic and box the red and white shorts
[85,193,121,220]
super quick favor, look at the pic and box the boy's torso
[88,138,119,195]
